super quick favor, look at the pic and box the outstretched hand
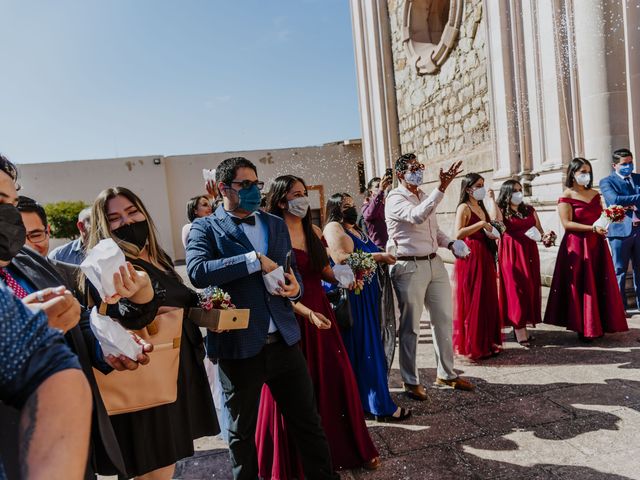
[438,161,463,192]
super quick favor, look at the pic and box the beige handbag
[93,303,183,415]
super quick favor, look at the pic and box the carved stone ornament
[402,0,464,75]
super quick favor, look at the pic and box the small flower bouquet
[593,205,627,230]
[346,249,377,294]
[542,231,557,247]
[189,286,249,331]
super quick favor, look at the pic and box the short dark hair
[186,195,209,222]
[215,157,258,186]
[17,195,48,226]
[394,153,416,174]
[0,153,19,187]
[565,157,593,189]
[613,148,633,164]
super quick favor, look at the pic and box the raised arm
[385,189,444,225]
[361,190,386,222]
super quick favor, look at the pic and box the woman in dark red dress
[544,158,628,339]
[453,173,502,360]
[494,179,551,346]
[255,175,380,479]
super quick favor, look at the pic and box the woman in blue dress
[323,192,411,422]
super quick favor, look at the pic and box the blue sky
[0,0,361,163]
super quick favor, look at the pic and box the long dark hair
[565,157,593,189]
[325,192,352,225]
[267,175,329,273]
[458,173,497,259]
[497,179,529,219]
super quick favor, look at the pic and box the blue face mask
[405,170,424,186]
[619,163,634,177]
[237,184,262,213]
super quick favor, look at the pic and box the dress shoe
[403,383,429,401]
[434,376,475,391]
[363,456,381,470]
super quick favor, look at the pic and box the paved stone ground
[169,314,640,480]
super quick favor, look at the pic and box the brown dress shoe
[403,383,429,401]
[363,456,381,470]
[434,377,475,391]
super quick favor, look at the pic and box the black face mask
[0,204,26,262]
[342,206,359,225]
[112,220,149,251]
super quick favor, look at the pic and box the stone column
[572,0,629,183]
[349,0,400,180]
[624,0,640,157]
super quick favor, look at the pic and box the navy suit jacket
[600,172,640,237]
[186,205,302,360]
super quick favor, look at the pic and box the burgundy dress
[453,211,502,360]
[543,195,629,337]
[498,206,542,328]
[255,248,378,479]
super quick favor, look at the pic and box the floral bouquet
[542,230,557,247]
[346,249,377,294]
[198,286,235,310]
[593,205,627,230]
[191,287,249,331]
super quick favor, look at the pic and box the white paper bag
[80,239,127,299]
[524,226,542,242]
[484,226,501,240]
[592,215,611,230]
[89,306,142,361]
[202,168,216,182]
[452,239,471,258]
[263,266,285,295]
[332,264,355,288]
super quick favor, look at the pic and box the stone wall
[387,0,493,233]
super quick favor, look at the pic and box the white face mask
[472,186,486,201]
[575,173,591,186]
[287,196,310,218]
[404,170,423,186]
[511,192,524,205]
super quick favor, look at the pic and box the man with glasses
[186,157,337,480]
[17,196,50,257]
[385,153,474,402]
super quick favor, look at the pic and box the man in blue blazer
[600,148,640,311]
[186,157,337,480]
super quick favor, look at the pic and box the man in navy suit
[600,148,640,312]
[186,157,337,480]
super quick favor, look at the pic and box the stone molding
[402,0,464,75]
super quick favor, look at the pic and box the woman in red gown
[494,179,551,346]
[453,173,502,360]
[544,158,628,339]
[255,175,380,479]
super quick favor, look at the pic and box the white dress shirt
[384,185,452,257]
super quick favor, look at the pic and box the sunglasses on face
[26,229,48,243]
[230,180,265,191]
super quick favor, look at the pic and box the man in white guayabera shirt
[385,153,474,402]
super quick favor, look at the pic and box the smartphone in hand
[284,251,292,284]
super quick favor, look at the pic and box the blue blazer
[600,172,640,237]
[186,205,302,360]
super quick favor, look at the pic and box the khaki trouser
[390,255,456,384]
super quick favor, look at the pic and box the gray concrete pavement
[169,315,640,480]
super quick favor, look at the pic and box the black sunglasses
[229,180,265,191]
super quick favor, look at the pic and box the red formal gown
[453,211,502,360]
[255,248,378,479]
[543,195,628,337]
[498,207,542,329]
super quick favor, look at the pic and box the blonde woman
[86,187,219,480]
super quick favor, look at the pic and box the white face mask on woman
[511,192,524,205]
[471,186,486,201]
[287,196,310,218]
[574,173,591,186]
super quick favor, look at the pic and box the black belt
[397,253,437,261]
[265,332,282,345]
